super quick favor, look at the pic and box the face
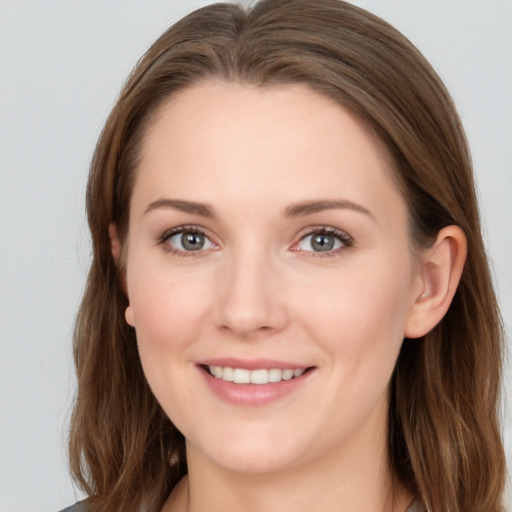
[123,81,423,475]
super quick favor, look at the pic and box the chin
[187,425,311,475]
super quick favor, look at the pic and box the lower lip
[197,366,313,406]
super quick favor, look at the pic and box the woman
[63,0,506,511]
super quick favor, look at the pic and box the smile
[197,359,315,405]
[207,366,306,384]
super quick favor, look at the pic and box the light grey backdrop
[1,1,510,510]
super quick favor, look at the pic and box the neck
[163,423,413,512]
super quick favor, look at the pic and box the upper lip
[197,358,312,370]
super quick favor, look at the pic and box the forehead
[132,81,404,221]
[142,81,389,166]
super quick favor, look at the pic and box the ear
[404,225,467,338]
[109,222,123,266]
[109,222,129,294]
[109,223,135,326]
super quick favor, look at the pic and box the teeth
[222,367,234,382]
[250,369,268,384]
[233,368,250,384]
[268,368,282,382]
[207,366,307,384]
[282,369,294,380]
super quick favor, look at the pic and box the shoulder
[406,501,428,512]
[57,502,88,512]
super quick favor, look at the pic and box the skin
[114,81,466,512]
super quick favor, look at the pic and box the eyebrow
[143,197,374,220]
[284,199,374,220]
[143,198,215,218]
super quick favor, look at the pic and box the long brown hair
[69,1,506,511]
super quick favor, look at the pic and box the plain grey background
[1,1,511,510]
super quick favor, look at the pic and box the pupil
[182,233,204,251]
[312,234,334,252]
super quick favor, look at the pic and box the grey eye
[311,234,335,251]
[297,232,344,252]
[168,231,213,251]
[182,232,205,250]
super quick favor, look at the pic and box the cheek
[126,259,214,358]
[126,262,216,422]
[300,254,413,369]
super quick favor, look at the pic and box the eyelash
[157,225,212,257]
[157,225,354,257]
[293,226,354,257]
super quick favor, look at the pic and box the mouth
[196,358,316,405]
[201,365,313,384]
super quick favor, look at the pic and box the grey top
[407,501,428,512]
[59,499,427,512]
[58,502,87,512]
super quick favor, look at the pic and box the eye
[293,228,352,255]
[159,226,217,254]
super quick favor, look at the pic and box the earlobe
[404,225,467,338]
[125,305,135,327]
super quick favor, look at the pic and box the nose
[214,247,289,339]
